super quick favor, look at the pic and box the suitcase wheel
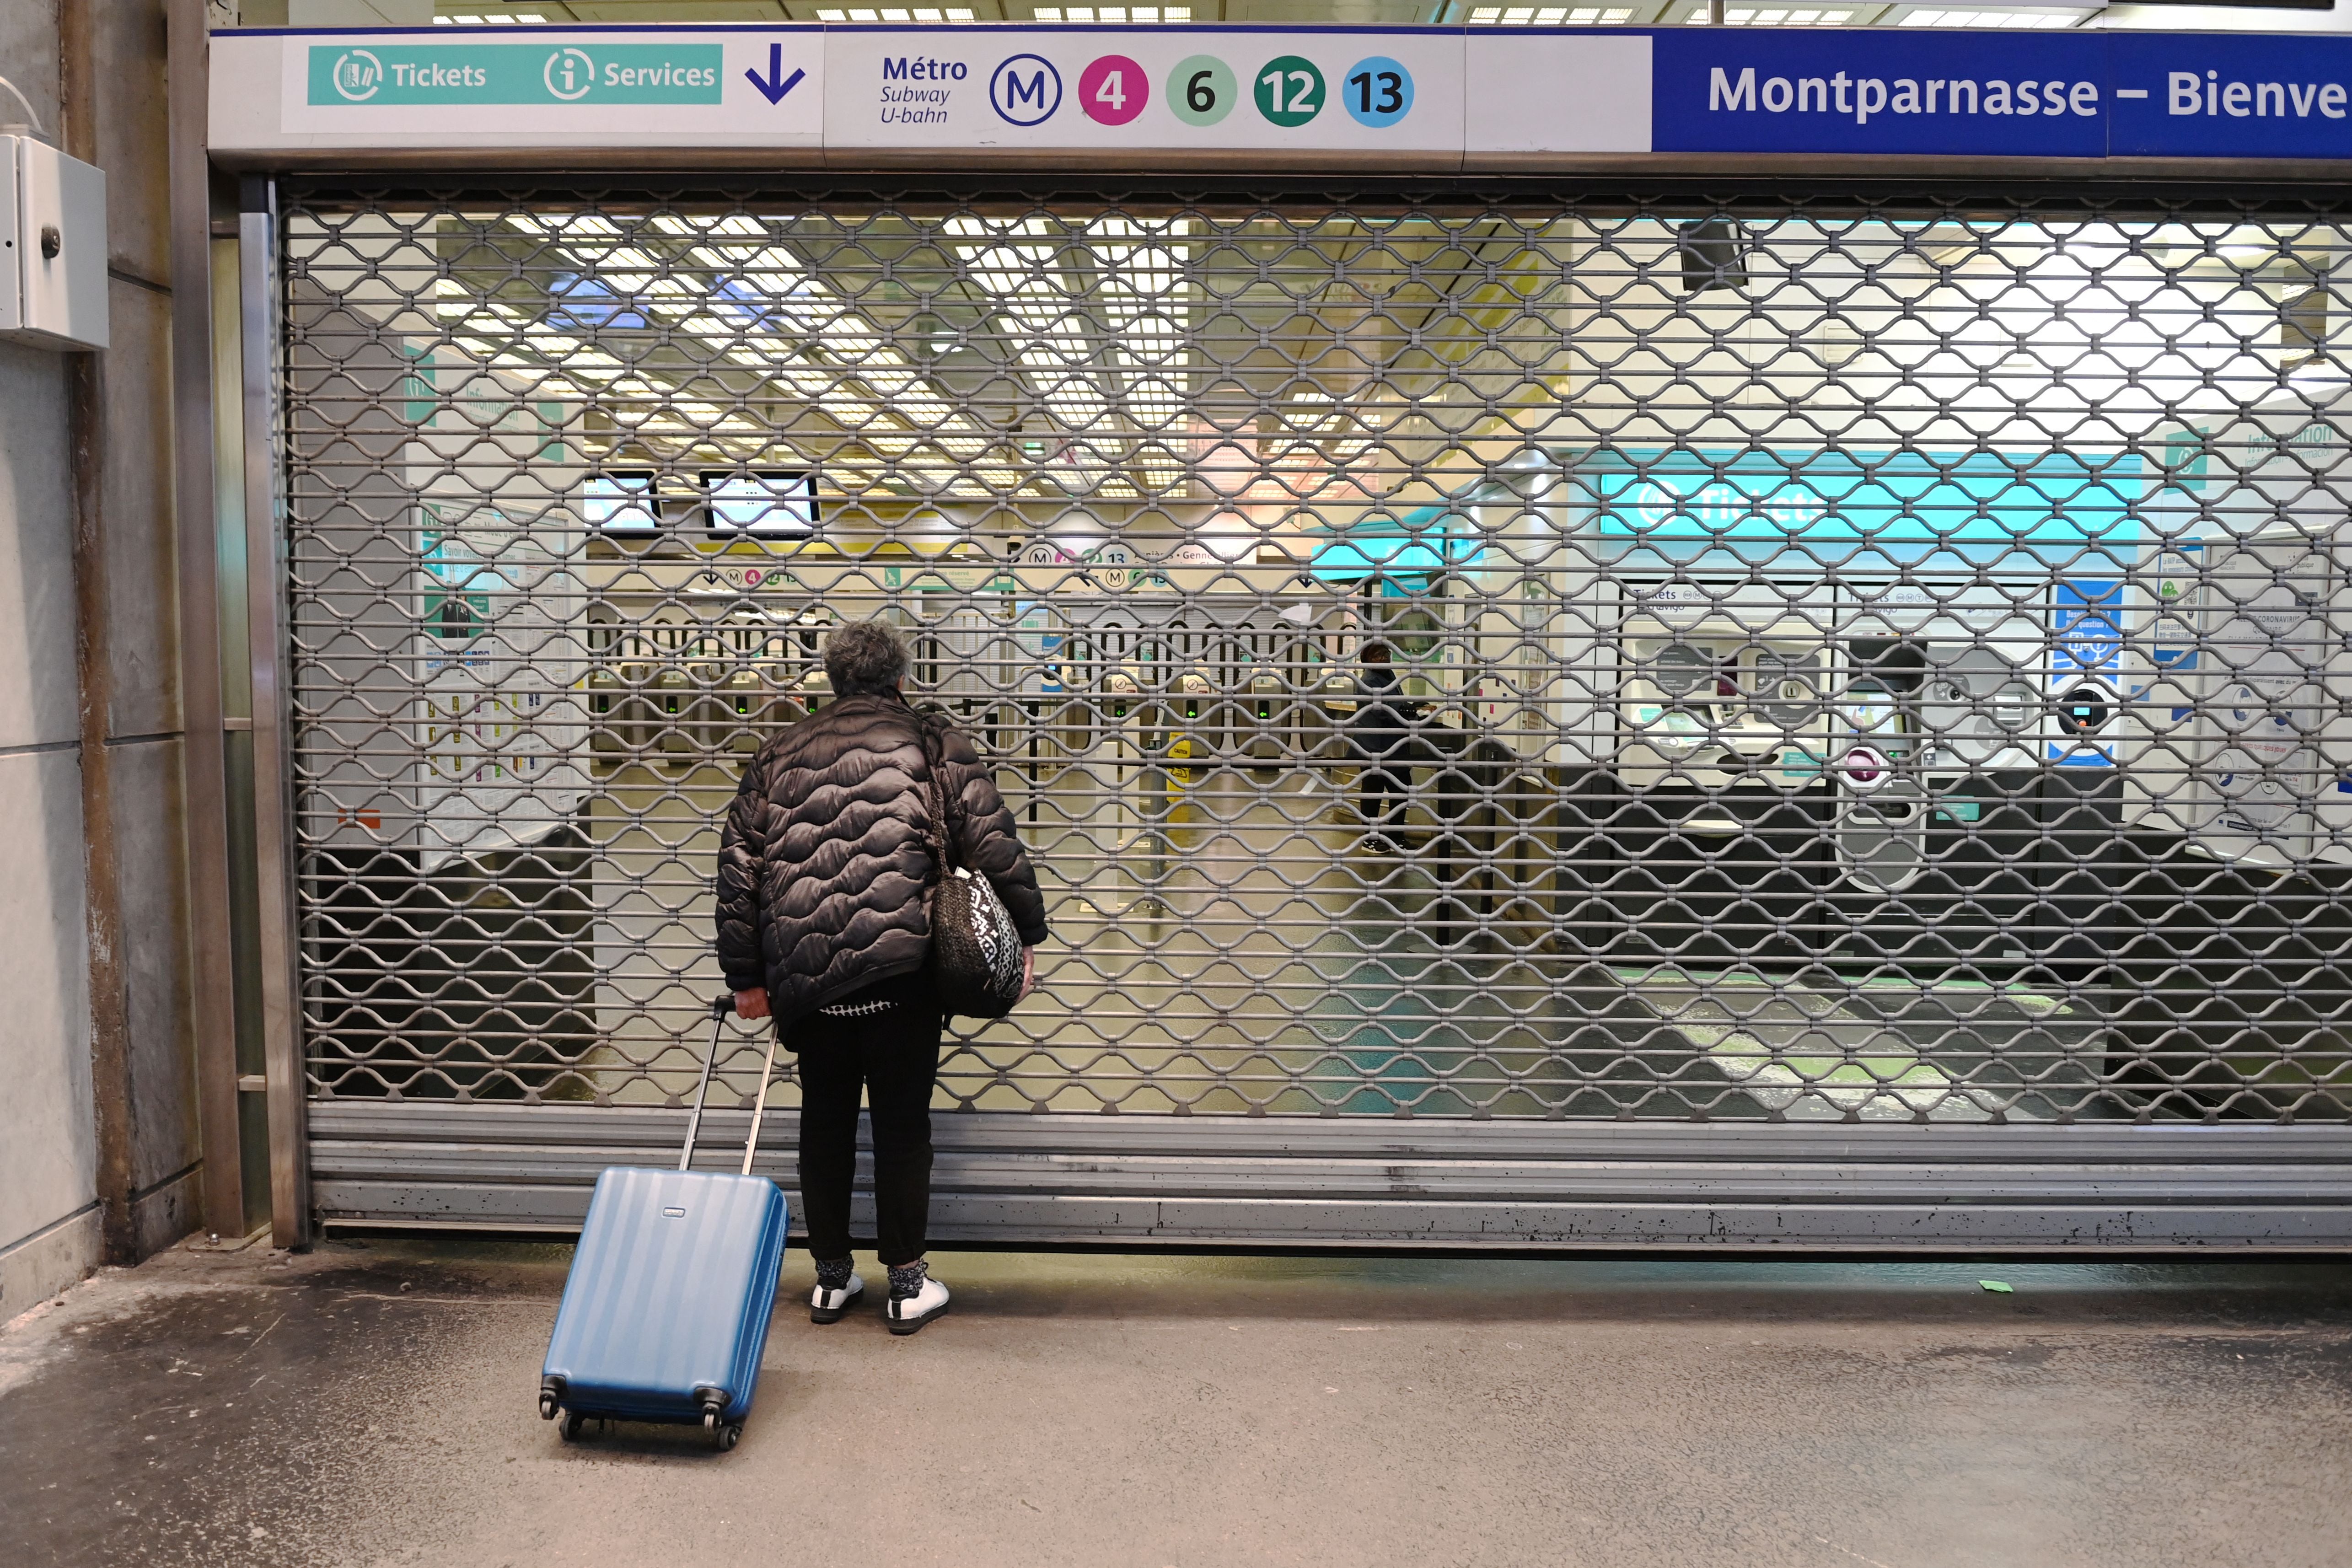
[713,1422,742,1452]
[558,1409,585,1443]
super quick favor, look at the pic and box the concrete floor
[3,1240,2349,1568]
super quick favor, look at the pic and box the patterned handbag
[917,718,1025,1019]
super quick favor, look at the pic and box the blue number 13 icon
[1342,56,1412,129]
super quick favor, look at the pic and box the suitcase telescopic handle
[741,1028,782,1178]
[679,995,783,1178]
[678,996,737,1172]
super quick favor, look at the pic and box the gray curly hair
[823,618,910,698]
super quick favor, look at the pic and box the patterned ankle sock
[814,1256,854,1292]
[887,1259,929,1300]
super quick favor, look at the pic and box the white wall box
[0,136,108,352]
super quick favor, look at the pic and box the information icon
[1080,54,1148,126]
[1341,55,1412,128]
[545,46,596,102]
[1254,54,1324,128]
[1168,54,1235,127]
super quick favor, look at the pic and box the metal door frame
[236,168,2352,1252]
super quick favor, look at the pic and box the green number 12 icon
[1254,54,1323,128]
[1168,54,1236,127]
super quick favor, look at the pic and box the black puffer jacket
[1347,666,1421,769]
[715,693,1048,1024]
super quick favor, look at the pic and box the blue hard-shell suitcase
[540,997,787,1450]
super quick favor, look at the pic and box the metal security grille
[275,180,2352,1241]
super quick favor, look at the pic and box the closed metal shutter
[277,179,2352,1246]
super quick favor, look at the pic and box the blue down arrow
[745,44,805,106]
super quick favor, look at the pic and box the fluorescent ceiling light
[1675,6,1873,21]
[1466,7,1637,21]
[1897,8,2093,26]
[1030,8,1194,20]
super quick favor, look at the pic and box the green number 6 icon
[1167,55,1236,127]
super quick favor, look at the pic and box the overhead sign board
[211,24,2352,167]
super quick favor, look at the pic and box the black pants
[1359,767,1411,827]
[795,979,944,1268]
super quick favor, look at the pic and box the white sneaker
[884,1276,951,1336]
[810,1274,865,1325]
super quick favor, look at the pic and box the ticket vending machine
[2140,390,2351,874]
[2100,390,2352,1109]
[1544,445,2149,973]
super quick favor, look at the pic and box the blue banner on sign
[2108,35,2352,158]
[1567,447,2140,569]
[1653,31,2109,157]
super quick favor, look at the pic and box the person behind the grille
[1349,642,1418,842]
[715,620,1048,1335]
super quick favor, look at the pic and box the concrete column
[0,0,205,1312]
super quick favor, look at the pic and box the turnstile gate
[270,179,2352,1246]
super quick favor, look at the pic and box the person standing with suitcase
[714,619,1048,1335]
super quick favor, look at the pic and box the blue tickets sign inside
[1569,448,2141,569]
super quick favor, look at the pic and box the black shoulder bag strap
[915,712,960,880]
